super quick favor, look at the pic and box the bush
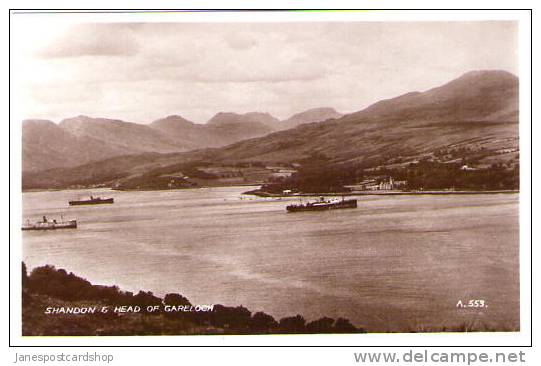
[132,291,162,312]
[164,293,191,307]
[306,317,335,333]
[334,317,359,333]
[251,311,278,333]
[22,262,28,288]
[278,314,306,334]
[209,305,252,329]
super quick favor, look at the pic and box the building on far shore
[345,176,407,191]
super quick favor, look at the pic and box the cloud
[176,56,327,84]
[38,23,139,58]
[15,21,518,124]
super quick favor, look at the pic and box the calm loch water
[22,187,519,332]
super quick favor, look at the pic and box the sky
[12,21,518,124]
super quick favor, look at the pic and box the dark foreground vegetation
[22,263,364,336]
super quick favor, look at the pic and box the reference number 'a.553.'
[456,299,487,308]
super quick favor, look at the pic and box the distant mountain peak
[163,114,189,120]
[438,69,518,90]
[206,111,278,129]
[458,69,517,79]
[278,107,343,130]
[60,115,112,125]
[244,111,275,118]
[68,115,96,121]
[207,112,239,125]
[347,69,518,123]
[285,107,341,120]
[151,114,195,127]
[22,119,56,126]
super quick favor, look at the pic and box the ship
[69,195,114,206]
[286,196,358,212]
[22,216,77,231]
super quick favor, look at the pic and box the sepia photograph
[10,10,528,345]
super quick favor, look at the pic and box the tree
[334,317,359,333]
[279,315,306,334]
[133,290,162,311]
[210,305,252,329]
[164,293,191,307]
[22,262,28,288]
[306,317,335,333]
[251,311,278,333]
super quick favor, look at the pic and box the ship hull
[69,198,114,206]
[22,220,77,231]
[286,199,357,212]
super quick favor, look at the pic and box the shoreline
[22,185,519,197]
[22,183,262,194]
[112,183,261,192]
[243,189,520,198]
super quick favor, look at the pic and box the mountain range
[22,108,342,172]
[22,70,519,189]
[211,70,519,164]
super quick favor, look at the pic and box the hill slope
[60,115,189,153]
[204,70,519,164]
[22,119,139,172]
[278,107,342,130]
[23,106,344,173]
[150,113,277,147]
[22,113,278,172]
[343,70,518,123]
[206,112,277,131]
[23,116,195,172]
[22,70,519,189]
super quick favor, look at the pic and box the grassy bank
[22,264,517,335]
[22,263,364,336]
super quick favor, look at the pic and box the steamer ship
[22,216,77,231]
[286,196,357,212]
[69,196,114,206]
